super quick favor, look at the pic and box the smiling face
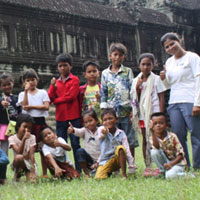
[24,77,38,91]
[41,128,57,145]
[139,57,153,77]
[83,114,98,133]
[84,65,99,83]
[0,79,14,95]
[109,50,125,67]
[151,115,167,136]
[102,113,117,131]
[164,38,182,56]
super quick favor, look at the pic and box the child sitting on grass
[68,109,100,177]
[95,108,135,180]
[150,112,187,178]
[40,126,80,180]
[8,113,37,182]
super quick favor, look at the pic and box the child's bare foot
[121,173,127,180]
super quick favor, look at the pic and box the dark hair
[138,53,155,65]
[0,73,14,85]
[82,109,98,122]
[160,32,180,47]
[56,53,73,66]
[101,108,117,120]
[82,60,100,72]
[109,43,127,55]
[21,68,39,82]
[39,126,55,141]
[15,113,34,132]
[151,112,166,120]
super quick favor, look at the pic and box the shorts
[95,145,126,179]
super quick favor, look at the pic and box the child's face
[18,122,32,137]
[109,50,125,67]
[83,114,98,132]
[58,62,72,77]
[24,77,38,90]
[84,65,99,83]
[139,57,153,76]
[102,113,117,130]
[151,116,167,135]
[164,38,182,56]
[0,79,14,95]
[42,128,57,145]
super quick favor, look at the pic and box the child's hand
[101,127,109,135]
[163,163,172,170]
[1,100,9,108]
[160,66,166,80]
[51,77,57,87]
[24,82,31,91]
[23,105,32,111]
[54,139,60,147]
[136,77,144,89]
[149,120,154,132]
[67,122,74,134]
[95,91,101,101]
[91,162,98,169]
[23,130,31,140]
[55,167,65,177]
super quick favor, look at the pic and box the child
[48,53,81,172]
[8,113,37,182]
[0,149,9,184]
[18,68,50,176]
[130,53,166,176]
[40,126,80,179]
[79,60,101,122]
[150,112,187,179]
[0,73,21,156]
[68,109,100,177]
[95,108,135,180]
[100,43,138,158]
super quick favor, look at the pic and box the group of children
[0,40,190,184]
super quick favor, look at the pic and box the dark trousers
[56,118,81,172]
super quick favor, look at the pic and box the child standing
[150,112,187,179]
[130,53,166,176]
[48,53,81,172]
[18,68,50,176]
[100,43,137,157]
[79,60,101,122]
[40,126,80,179]
[95,108,135,180]
[0,73,21,155]
[68,109,100,177]
[8,113,37,182]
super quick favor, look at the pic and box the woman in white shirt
[160,32,200,169]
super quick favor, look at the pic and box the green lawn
[1,135,200,200]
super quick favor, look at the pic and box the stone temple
[0,0,199,88]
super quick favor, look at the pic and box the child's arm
[48,77,57,102]
[45,154,66,177]
[67,122,85,138]
[54,138,71,151]
[158,92,165,113]
[21,82,30,106]
[100,72,108,108]
[150,120,160,149]
[53,78,79,105]
[163,154,184,170]
[11,131,31,154]
[98,126,109,139]
[23,101,50,111]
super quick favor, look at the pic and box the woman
[160,32,200,169]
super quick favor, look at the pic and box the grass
[1,135,200,200]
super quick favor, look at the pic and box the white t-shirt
[163,51,200,105]
[42,137,72,164]
[18,89,50,117]
[139,73,166,120]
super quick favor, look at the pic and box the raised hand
[51,77,56,87]
[1,100,9,108]
[160,66,166,80]
[24,82,31,91]
[23,129,31,140]
[67,122,74,134]
[101,126,109,135]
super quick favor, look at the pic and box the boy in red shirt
[48,53,81,172]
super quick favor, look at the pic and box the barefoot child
[18,68,50,176]
[150,112,187,179]
[95,108,135,180]
[130,53,166,176]
[68,109,100,177]
[40,126,80,179]
[8,114,37,182]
